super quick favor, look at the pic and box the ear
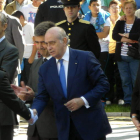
[88,5,91,10]
[63,37,67,45]
[3,23,7,31]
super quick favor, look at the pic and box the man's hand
[11,81,35,101]
[28,109,38,125]
[64,98,85,112]
[132,117,140,132]
[119,15,126,21]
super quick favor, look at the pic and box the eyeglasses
[44,41,56,47]
[110,6,120,9]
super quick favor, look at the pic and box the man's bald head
[44,27,69,59]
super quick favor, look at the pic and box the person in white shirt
[20,0,44,24]
[12,10,37,85]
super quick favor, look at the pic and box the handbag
[127,43,140,59]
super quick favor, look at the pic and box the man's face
[64,5,80,20]
[109,4,120,16]
[0,0,5,11]
[34,36,49,57]
[89,1,101,15]
[45,32,67,59]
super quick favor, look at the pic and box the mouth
[49,51,55,55]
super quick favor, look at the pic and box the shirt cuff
[81,96,90,108]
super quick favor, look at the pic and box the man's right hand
[132,117,140,132]
[11,81,35,101]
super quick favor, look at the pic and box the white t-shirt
[23,22,37,59]
[90,17,110,52]
[20,3,38,23]
[121,24,133,56]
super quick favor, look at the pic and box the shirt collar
[0,36,5,43]
[43,55,52,60]
[56,46,69,63]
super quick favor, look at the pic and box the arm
[28,45,37,64]
[0,71,31,120]
[1,47,18,83]
[12,18,25,64]
[97,26,110,39]
[31,67,50,116]
[86,24,101,59]
[83,52,110,107]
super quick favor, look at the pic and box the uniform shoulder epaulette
[79,19,90,24]
[56,20,67,26]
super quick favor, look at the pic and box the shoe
[106,100,111,105]
[118,99,124,105]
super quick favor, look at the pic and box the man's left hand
[64,98,85,112]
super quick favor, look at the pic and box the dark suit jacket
[0,70,31,124]
[112,17,140,61]
[0,38,18,125]
[27,57,57,138]
[131,63,140,115]
[32,48,112,140]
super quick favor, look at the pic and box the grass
[105,104,131,112]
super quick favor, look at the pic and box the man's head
[0,12,7,38]
[89,0,101,15]
[44,27,68,59]
[108,0,121,16]
[62,0,81,22]
[0,0,6,11]
[34,21,55,57]
[12,11,25,26]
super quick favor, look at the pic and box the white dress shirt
[56,47,90,108]
[0,36,5,43]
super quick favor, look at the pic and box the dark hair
[34,21,55,36]
[89,0,101,5]
[109,0,121,8]
[11,10,25,19]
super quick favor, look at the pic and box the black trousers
[105,53,124,102]
[0,125,13,140]
[69,119,106,140]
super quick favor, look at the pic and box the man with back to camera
[29,26,112,140]
[56,0,101,59]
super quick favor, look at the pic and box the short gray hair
[0,12,7,26]
[57,28,70,45]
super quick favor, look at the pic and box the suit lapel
[0,39,6,52]
[48,58,64,97]
[67,48,78,97]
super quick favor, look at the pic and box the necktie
[58,59,67,98]
[43,58,47,64]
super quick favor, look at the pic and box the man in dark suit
[12,21,58,140]
[30,27,112,140]
[0,69,31,122]
[0,11,19,140]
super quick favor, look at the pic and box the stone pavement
[14,117,139,140]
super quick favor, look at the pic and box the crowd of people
[0,0,140,140]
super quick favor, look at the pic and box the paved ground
[13,117,139,140]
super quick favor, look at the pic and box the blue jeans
[117,56,139,104]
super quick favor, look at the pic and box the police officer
[56,0,100,59]
[35,0,66,27]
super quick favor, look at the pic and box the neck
[92,13,98,17]
[32,3,38,7]
[110,14,119,22]
[17,0,24,5]
[0,34,4,39]
[67,16,77,23]
[126,15,135,20]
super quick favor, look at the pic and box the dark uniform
[56,18,101,59]
[34,0,66,27]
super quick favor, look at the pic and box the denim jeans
[117,56,139,104]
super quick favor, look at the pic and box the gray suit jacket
[27,57,57,138]
[0,38,19,125]
[4,11,24,75]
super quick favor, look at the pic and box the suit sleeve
[12,18,25,64]
[0,71,31,120]
[31,66,50,116]
[83,52,110,107]
[131,65,140,115]
[1,47,18,83]
[86,24,101,59]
